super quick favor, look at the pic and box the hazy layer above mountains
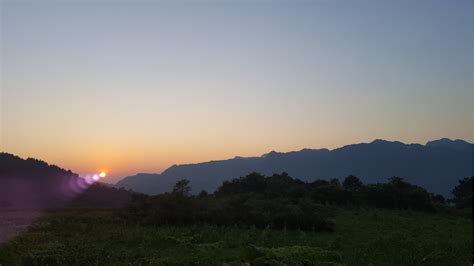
[115,139,473,197]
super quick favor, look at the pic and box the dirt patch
[0,210,42,245]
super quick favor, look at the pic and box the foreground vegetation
[123,173,472,232]
[0,207,471,265]
[1,174,471,265]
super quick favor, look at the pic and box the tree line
[124,173,473,231]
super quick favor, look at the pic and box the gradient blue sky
[1,0,473,181]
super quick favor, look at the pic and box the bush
[125,192,335,231]
[364,177,435,211]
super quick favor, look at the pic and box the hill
[0,153,130,209]
[115,138,473,196]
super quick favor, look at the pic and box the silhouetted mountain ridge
[0,153,131,209]
[426,138,472,152]
[115,139,473,196]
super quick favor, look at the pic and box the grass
[0,207,471,265]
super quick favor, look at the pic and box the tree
[215,172,266,196]
[329,178,341,187]
[172,179,191,196]
[342,175,363,189]
[451,177,473,209]
[240,172,266,193]
[388,176,409,188]
[198,190,209,198]
[364,177,435,211]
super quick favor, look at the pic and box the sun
[99,171,107,178]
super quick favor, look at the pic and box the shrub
[364,177,435,211]
[125,192,335,231]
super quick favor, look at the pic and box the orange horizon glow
[2,134,473,184]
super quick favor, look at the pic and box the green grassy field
[0,208,471,265]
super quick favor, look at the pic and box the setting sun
[99,172,107,178]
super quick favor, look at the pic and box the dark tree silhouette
[198,190,209,198]
[451,177,473,209]
[364,177,435,211]
[342,175,363,189]
[172,179,191,196]
[330,178,341,187]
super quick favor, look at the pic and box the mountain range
[115,138,473,197]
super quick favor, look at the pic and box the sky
[1,0,473,182]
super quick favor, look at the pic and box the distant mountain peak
[426,138,472,152]
[370,139,404,145]
[233,156,255,160]
[426,138,470,145]
[261,151,281,158]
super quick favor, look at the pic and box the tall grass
[0,207,471,265]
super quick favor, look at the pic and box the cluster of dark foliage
[67,183,132,209]
[216,173,448,211]
[125,175,335,231]
[125,172,472,230]
[449,177,472,209]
